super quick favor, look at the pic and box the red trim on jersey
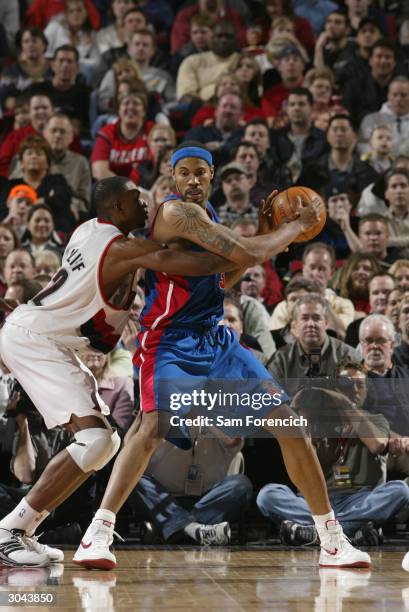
[97,219,121,228]
[98,234,133,312]
[134,329,163,411]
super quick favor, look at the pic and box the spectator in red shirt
[171,0,247,54]
[91,90,153,183]
[261,45,305,123]
[0,93,54,177]
[25,0,100,31]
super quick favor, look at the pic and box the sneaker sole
[319,560,371,568]
[73,558,116,570]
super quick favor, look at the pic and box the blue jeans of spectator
[129,474,253,540]
[256,481,409,535]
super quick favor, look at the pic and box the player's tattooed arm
[162,200,304,266]
[169,203,236,256]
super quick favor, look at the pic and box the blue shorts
[135,325,290,448]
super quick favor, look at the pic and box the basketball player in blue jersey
[75,144,370,570]
[0,176,247,568]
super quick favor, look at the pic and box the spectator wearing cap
[0,27,52,104]
[316,185,361,260]
[299,114,377,204]
[337,18,382,88]
[342,39,399,126]
[0,92,54,178]
[313,10,355,75]
[171,0,247,55]
[217,163,258,226]
[184,94,244,167]
[91,90,154,183]
[0,135,76,234]
[3,185,37,239]
[270,87,328,183]
[176,21,240,103]
[359,77,409,155]
[261,45,305,121]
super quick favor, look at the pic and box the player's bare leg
[0,414,120,567]
[100,412,162,513]
[73,411,166,569]
[263,404,370,568]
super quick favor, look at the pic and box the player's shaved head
[94,177,138,219]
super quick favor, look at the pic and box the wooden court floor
[1,547,409,611]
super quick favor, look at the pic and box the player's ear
[210,165,215,179]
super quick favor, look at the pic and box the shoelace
[93,526,125,547]
[0,528,28,551]
[199,526,227,546]
[321,528,353,553]
[22,533,45,553]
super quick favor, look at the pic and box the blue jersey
[139,198,225,332]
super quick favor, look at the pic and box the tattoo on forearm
[171,204,235,255]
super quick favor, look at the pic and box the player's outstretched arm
[158,197,322,266]
[105,236,238,277]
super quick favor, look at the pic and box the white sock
[312,510,337,540]
[184,522,202,541]
[0,498,41,537]
[26,510,50,537]
[94,509,116,527]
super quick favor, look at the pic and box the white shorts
[0,322,110,429]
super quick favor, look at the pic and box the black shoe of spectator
[352,522,383,546]
[279,520,318,546]
[41,523,82,546]
[141,522,157,544]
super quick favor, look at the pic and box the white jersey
[7,219,137,352]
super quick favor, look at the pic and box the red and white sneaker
[73,520,123,570]
[319,520,371,568]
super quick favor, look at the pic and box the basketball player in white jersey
[0,176,239,567]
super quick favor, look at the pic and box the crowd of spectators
[2,0,409,548]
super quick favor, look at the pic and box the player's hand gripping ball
[270,186,326,242]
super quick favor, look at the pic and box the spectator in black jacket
[270,87,328,183]
[299,114,378,204]
[342,38,399,126]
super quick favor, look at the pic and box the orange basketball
[270,186,326,243]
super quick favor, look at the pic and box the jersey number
[32,268,69,306]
